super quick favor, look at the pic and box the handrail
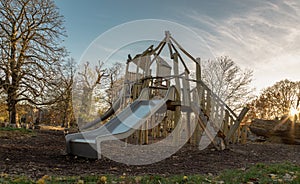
[125,74,238,120]
[139,73,186,81]
[187,78,238,119]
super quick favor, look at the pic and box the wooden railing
[189,79,249,145]
[122,75,249,147]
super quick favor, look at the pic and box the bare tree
[0,0,66,125]
[75,61,106,122]
[104,62,123,107]
[60,59,76,128]
[49,58,76,128]
[202,56,254,111]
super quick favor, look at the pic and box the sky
[54,0,300,93]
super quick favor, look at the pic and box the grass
[0,126,33,133]
[217,162,300,184]
[0,163,299,184]
[0,127,36,138]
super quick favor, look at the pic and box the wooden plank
[195,59,202,106]
[241,125,248,144]
[145,121,149,144]
[172,105,181,146]
[224,107,249,145]
[170,36,198,64]
[223,110,230,135]
[173,53,181,97]
[187,79,238,119]
[191,117,198,145]
[200,87,205,110]
[186,112,191,143]
[206,89,212,116]
[170,42,190,74]
[191,104,223,150]
[182,70,191,106]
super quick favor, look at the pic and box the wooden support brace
[191,105,222,150]
[224,107,249,145]
[196,114,220,150]
[144,121,149,144]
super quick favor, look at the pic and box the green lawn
[0,163,299,184]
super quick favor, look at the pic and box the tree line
[1,0,298,129]
[248,79,300,120]
[0,0,123,128]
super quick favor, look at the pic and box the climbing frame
[117,31,249,150]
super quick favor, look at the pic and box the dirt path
[0,130,299,179]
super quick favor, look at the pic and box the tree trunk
[7,24,18,126]
[8,74,18,126]
[250,119,300,144]
[8,97,17,125]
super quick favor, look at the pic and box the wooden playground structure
[110,31,249,150]
[66,31,249,159]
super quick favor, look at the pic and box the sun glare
[289,107,299,117]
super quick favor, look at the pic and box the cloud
[184,0,300,91]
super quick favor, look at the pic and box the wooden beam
[191,104,222,150]
[196,58,201,81]
[173,53,181,97]
[188,78,238,119]
[170,36,198,64]
[224,107,249,145]
[153,37,166,53]
[170,42,190,74]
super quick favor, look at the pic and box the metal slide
[79,97,122,130]
[80,87,128,130]
[65,86,177,159]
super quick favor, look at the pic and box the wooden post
[195,59,205,146]
[157,123,161,138]
[196,58,201,104]
[224,107,249,145]
[192,119,200,145]
[223,110,230,135]
[123,61,130,108]
[144,120,149,144]
[186,112,192,143]
[194,110,220,150]
[206,89,212,116]
[196,58,201,80]
[200,88,205,110]
[182,69,191,106]
[139,124,143,144]
[232,126,240,143]
[135,57,140,81]
[241,125,248,144]
[210,95,216,122]
[144,54,151,77]
[132,84,137,100]
[173,53,181,98]
[219,104,224,128]
[172,105,181,146]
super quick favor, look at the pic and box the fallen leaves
[267,172,298,183]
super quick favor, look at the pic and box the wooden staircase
[190,79,249,150]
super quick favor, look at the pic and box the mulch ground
[0,130,299,179]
